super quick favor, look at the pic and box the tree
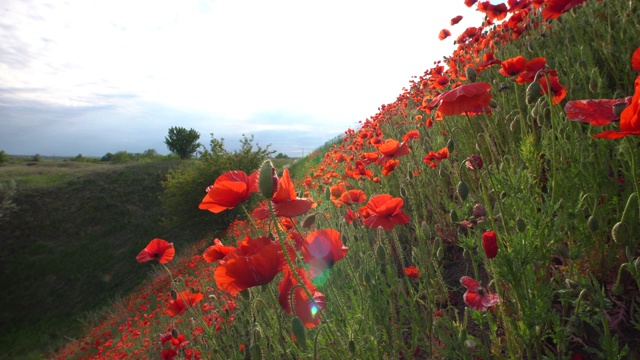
[164,127,201,160]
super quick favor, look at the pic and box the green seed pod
[465,66,477,83]
[449,209,458,223]
[258,160,277,199]
[457,181,469,202]
[325,186,331,201]
[447,138,455,153]
[342,233,348,246]
[587,215,599,232]
[291,317,307,351]
[612,222,630,243]
[516,218,526,233]
[526,80,542,105]
[489,99,498,109]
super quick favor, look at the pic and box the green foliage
[164,126,201,160]
[161,134,273,235]
[274,152,289,159]
[32,153,41,162]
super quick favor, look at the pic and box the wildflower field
[51,0,640,358]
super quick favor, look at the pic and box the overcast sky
[0,0,488,157]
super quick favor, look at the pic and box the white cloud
[0,0,488,155]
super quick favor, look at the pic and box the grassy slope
[41,1,640,358]
[0,160,196,358]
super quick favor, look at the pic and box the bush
[0,150,8,166]
[161,134,273,235]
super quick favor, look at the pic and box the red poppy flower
[423,147,450,168]
[382,159,400,176]
[465,0,478,7]
[376,139,410,160]
[199,170,259,213]
[460,276,500,311]
[451,15,463,25]
[632,46,640,72]
[362,194,411,231]
[478,1,508,22]
[429,82,492,117]
[542,0,587,20]
[564,98,629,126]
[302,228,348,278]
[202,238,236,263]
[278,266,326,328]
[478,52,501,71]
[481,231,498,259]
[404,266,420,278]
[339,189,367,206]
[136,238,175,264]
[538,73,566,104]
[438,29,451,41]
[214,236,284,292]
[593,75,640,139]
[516,57,546,84]
[499,55,526,77]
[402,130,420,142]
[164,290,204,317]
[271,168,316,218]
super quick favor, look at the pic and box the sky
[0,0,489,158]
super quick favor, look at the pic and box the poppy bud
[472,203,486,218]
[258,160,277,199]
[348,339,356,354]
[499,82,510,92]
[611,222,629,244]
[516,218,526,233]
[449,210,458,223]
[249,343,263,359]
[589,70,599,93]
[465,154,483,170]
[526,80,542,105]
[376,243,386,264]
[171,328,179,339]
[325,186,331,201]
[510,118,518,132]
[447,139,455,153]
[482,231,498,259]
[291,317,307,351]
[465,66,477,82]
[587,215,599,232]
[342,233,348,246]
[301,213,316,229]
[457,181,469,201]
[613,101,628,118]
[465,339,477,352]
[170,289,178,300]
[489,99,498,108]
[421,221,431,240]
[612,283,623,296]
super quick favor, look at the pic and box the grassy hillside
[45,0,640,359]
[0,160,195,358]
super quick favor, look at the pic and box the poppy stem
[240,204,260,234]
[266,200,323,317]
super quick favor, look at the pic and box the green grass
[0,160,196,358]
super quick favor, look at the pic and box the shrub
[161,134,273,235]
